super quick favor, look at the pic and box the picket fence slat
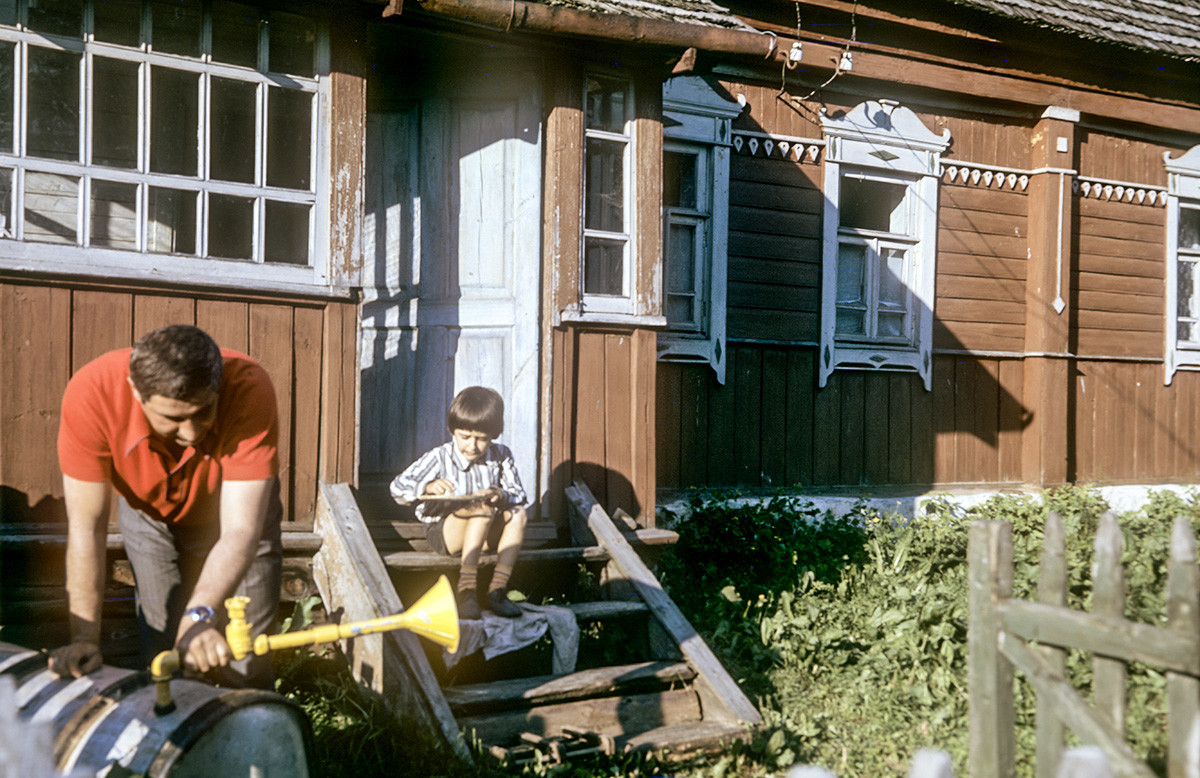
[1092,512,1127,735]
[1035,511,1067,778]
[997,633,1155,778]
[1165,516,1200,778]
[968,521,1015,778]
[998,600,1200,675]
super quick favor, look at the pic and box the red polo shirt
[58,348,279,526]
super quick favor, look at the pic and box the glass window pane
[666,294,694,326]
[835,309,864,336]
[0,42,13,153]
[151,0,201,57]
[585,75,627,133]
[1181,207,1200,251]
[148,186,195,254]
[1182,322,1197,343]
[877,311,906,338]
[27,0,82,37]
[210,78,257,183]
[264,200,308,264]
[212,0,259,69]
[92,57,139,168]
[267,11,315,77]
[0,167,12,237]
[666,221,696,293]
[840,176,908,233]
[585,137,623,232]
[664,151,697,209]
[880,247,908,308]
[836,243,866,305]
[150,67,198,175]
[94,0,141,46]
[90,179,137,249]
[24,172,78,244]
[28,47,80,162]
[0,0,15,27]
[207,193,253,259]
[1179,261,1198,319]
[267,87,311,189]
[584,237,623,296]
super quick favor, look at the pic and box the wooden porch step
[381,528,679,571]
[565,599,648,621]
[443,660,694,715]
[620,720,750,755]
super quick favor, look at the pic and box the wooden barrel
[0,641,311,777]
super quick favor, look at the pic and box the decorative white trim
[941,164,1030,191]
[731,130,824,163]
[1075,177,1168,206]
[1164,144,1200,384]
[818,100,951,391]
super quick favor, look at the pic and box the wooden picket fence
[969,511,1200,778]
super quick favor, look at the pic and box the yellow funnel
[227,575,460,659]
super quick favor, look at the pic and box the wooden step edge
[1,529,324,554]
[564,600,648,621]
[619,720,753,757]
[383,528,679,571]
[443,660,696,714]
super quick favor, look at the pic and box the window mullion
[254,81,264,263]
[198,70,210,257]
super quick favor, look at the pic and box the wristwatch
[184,604,216,625]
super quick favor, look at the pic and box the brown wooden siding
[936,183,1029,352]
[657,346,1026,491]
[727,154,822,341]
[0,277,358,527]
[1073,360,1200,484]
[1072,196,1165,358]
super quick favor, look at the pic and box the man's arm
[176,478,272,673]
[49,475,111,677]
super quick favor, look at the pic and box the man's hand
[424,479,455,496]
[177,625,233,673]
[48,641,103,678]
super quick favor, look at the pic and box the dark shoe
[486,588,521,618]
[456,588,481,621]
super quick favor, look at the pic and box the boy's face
[452,429,492,463]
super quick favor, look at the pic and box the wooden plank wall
[657,349,1024,491]
[0,277,359,527]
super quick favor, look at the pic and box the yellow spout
[150,649,181,714]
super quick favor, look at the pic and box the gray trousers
[117,479,283,689]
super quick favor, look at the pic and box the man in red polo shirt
[49,324,282,688]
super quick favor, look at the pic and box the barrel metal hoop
[146,689,313,776]
[53,671,151,769]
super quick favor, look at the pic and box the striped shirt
[389,441,527,523]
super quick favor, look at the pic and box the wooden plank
[620,720,751,755]
[999,633,1155,778]
[785,348,814,485]
[706,344,737,484]
[457,687,701,746]
[887,372,912,484]
[974,360,1001,484]
[997,360,1025,484]
[1092,512,1127,736]
[132,294,195,335]
[291,306,323,523]
[1166,516,1200,778]
[603,333,635,514]
[574,331,607,524]
[565,600,649,621]
[631,328,656,523]
[677,365,708,488]
[566,480,762,727]
[249,304,296,521]
[382,529,679,571]
[812,372,840,485]
[656,364,682,490]
[968,521,1015,778]
[196,298,249,352]
[443,661,694,713]
[733,347,761,486]
[312,481,468,762]
[71,289,132,369]
[933,357,957,484]
[999,599,1199,675]
[1035,512,1068,778]
[760,348,787,488]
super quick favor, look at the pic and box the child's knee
[507,505,528,529]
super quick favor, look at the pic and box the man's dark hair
[129,325,223,404]
[447,386,504,438]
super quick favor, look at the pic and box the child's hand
[477,487,503,505]
[424,479,455,496]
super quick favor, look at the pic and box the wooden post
[1035,511,1067,778]
[1092,511,1126,735]
[1166,515,1200,778]
[969,520,1015,778]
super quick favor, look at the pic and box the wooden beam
[565,480,762,727]
[443,661,695,713]
[313,482,469,762]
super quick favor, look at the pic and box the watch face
[188,605,215,623]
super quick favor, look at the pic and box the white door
[360,59,542,507]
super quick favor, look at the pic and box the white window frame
[0,0,333,295]
[819,99,950,390]
[580,72,636,316]
[1165,144,1200,384]
[658,75,738,384]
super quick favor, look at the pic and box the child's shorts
[423,510,510,556]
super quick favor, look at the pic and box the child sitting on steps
[389,386,528,620]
